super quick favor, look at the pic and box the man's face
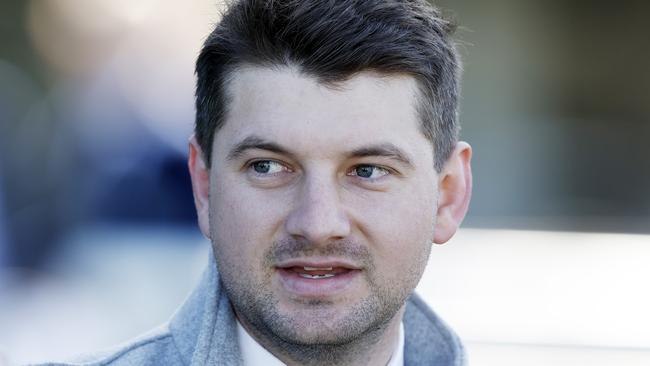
[206,66,439,344]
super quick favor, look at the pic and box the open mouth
[275,260,362,297]
[288,266,351,279]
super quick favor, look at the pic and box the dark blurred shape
[437,0,650,232]
[0,60,66,269]
[0,167,7,266]
[0,1,198,269]
[95,152,196,224]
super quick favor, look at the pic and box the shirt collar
[389,321,405,366]
[237,319,404,366]
[237,320,285,366]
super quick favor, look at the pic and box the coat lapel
[169,254,243,366]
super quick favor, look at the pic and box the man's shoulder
[36,324,185,366]
[404,293,466,366]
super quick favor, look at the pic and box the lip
[275,258,363,299]
[275,258,362,270]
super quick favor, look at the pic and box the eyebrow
[347,143,414,168]
[226,135,293,161]
[226,135,414,168]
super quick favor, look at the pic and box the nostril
[285,203,351,243]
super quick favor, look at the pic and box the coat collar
[169,254,242,366]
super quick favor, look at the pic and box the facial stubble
[213,237,431,366]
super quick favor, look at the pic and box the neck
[237,306,404,366]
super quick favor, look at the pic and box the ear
[188,135,211,239]
[433,141,472,244]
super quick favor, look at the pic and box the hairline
[206,61,449,171]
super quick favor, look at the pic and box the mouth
[288,265,350,279]
[275,260,362,298]
[276,259,361,278]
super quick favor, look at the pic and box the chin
[268,298,390,345]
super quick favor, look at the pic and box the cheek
[210,179,289,261]
[356,183,436,236]
[352,184,436,273]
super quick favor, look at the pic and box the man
[55,0,472,365]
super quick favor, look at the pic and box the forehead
[216,65,433,162]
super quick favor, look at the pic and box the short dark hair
[195,0,461,172]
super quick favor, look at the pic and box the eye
[349,164,390,180]
[250,160,287,175]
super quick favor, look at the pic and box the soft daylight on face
[208,65,440,346]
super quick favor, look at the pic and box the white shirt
[237,320,404,366]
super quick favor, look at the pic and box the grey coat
[40,256,465,366]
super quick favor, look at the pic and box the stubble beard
[213,237,430,366]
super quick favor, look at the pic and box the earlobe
[188,135,211,239]
[433,141,472,244]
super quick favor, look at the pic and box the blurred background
[0,0,648,365]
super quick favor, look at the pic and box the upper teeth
[303,266,333,271]
[299,273,335,279]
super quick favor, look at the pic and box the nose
[285,174,351,244]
